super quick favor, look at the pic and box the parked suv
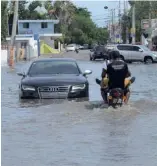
[115,44,157,63]
[89,45,108,61]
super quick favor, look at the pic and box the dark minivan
[89,45,108,61]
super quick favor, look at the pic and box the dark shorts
[124,88,130,96]
[101,88,108,101]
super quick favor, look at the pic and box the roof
[115,44,140,46]
[18,20,59,24]
[33,58,76,63]
[6,33,63,41]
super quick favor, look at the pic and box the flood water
[1,60,157,166]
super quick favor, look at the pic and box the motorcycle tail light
[113,92,120,97]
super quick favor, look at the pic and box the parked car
[115,44,157,63]
[78,45,84,50]
[89,45,108,61]
[17,58,92,99]
[66,44,76,51]
[83,44,89,49]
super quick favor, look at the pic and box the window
[96,46,104,51]
[41,22,48,28]
[21,42,27,48]
[139,45,150,51]
[23,23,29,28]
[132,46,140,51]
[117,45,132,51]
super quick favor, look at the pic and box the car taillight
[113,92,120,97]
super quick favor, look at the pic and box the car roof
[116,44,142,47]
[32,58,77,63]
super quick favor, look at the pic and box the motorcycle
[75,48,79,53]
[96,77,135,108]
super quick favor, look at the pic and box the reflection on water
[1,62,157,166]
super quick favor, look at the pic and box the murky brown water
[2,58,157,166]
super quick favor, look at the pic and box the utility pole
[111,9,114,43]
[148,1,152,49]
[119,0,121,43]
[10,0,18,46]
[131,1,136,44]
[9,0,18,68]
[108,10,111,43]
[124,0,128,44]
[112,9,115,43]
[108,18,111,43]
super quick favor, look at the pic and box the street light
[104,6,115,43]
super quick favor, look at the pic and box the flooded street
[2,53,157,166]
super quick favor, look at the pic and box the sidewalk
[34,49,66,59]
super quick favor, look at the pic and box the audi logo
[39,87,59,92]
[48,87,59,92]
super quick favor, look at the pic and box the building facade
[141,19,157,49]
[6,20,63,58]
[18,20,59,35]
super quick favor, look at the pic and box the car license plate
[113,99,117,103]
[113,99,121,103]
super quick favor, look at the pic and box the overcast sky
[27,0,129,27]
[73,0,129,27]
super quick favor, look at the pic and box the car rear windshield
[28,61,80,76]
[95,46,104,51]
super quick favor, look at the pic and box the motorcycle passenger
[100,50,131,104]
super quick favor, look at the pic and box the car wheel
[144,57,153,64]
[120,55,125,61]
[19,89,24,99]
[84,88,89,98]
[103,56,108,60]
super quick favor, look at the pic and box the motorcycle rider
[75,47,79,53]
[97,50,131,104]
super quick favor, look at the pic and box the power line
[92,14,109,18]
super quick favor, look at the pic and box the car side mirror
[139,49,143,52]
[83,70,92,76]
[17,72,25,77]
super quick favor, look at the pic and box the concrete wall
[1,50,8,66]
[1,38,38,66]
[28,38,38,59]
[18,22,55,34]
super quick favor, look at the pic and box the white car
[114,44,157,63]
[66,44,76,51]
[78,45,84,49]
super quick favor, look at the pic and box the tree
[28,1,42,12]
[18,1,28,19]
[1,1,8,42]
[75,7,91,17]
[121,14,131,43]
[96,27,109,44]
[5,0,109,45]
[124,1,157,42]
[44,0,56,19]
